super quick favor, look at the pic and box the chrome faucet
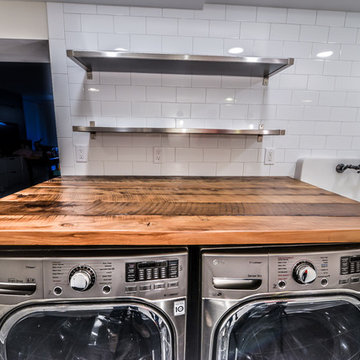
[336,163,360,174]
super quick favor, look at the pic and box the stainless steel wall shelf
[67,50,294,85]
[72,123,286,142]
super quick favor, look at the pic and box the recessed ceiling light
[302,99,313,103]
[88,88,100,92]
[228,47,244,55]
[225,97,234,102]
[114,47,127,52]
[316,51,334,58]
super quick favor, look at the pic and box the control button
[293,261,317,284]
[154,283,165,290]
[153,268,159,279]
[278,280,286,289]
[102,285,111,294]
[139,284,151,291]
[339,279,349,285]
[146,268,153,280]
[168,281,179,289]
[125,285,137,293]
[320,278,328,287]
[351,277,360,284]
[53,286,62,296]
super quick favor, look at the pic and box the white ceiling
[22,0,360,12]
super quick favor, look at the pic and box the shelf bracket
[262,76,269,86]
[86,68,93,80]
[257,124,264,142]
[90,121,96,139]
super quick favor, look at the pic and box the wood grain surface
[0,176,359,246]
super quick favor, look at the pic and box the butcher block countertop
[0,176,359,246]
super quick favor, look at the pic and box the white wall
[0,1,48,39]
[47,2,360,176]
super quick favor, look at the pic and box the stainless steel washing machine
[201,245,360,360]
[0,248,187,360]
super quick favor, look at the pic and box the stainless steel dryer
[0,248,187,360]
[201,245,360,360]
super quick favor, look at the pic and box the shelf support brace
[262,76,269,86]
[257,124,264,142]
[90,121,96,140]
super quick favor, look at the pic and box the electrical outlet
[154,147,162,164]
[264,148,275,165]
[75,146,88,163]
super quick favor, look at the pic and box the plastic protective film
[218,299,360,360]
[0,305,172,360]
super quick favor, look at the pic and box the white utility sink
[295,158,360,202]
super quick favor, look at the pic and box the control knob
[293,262,317,284]
[69,266,96,291]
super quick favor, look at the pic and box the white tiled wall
[47,2,360,176]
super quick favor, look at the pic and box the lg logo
[174,300,186,316]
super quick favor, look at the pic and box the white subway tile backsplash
[191,104,219,118]
[209,21,239,38]
[316,11,345,27]
[98,33,129,51]
[177,88,206,103]
[101,102,131,117]
[189,162,216,176]
[193,37,223,55]
[147,86,176,102]
[179,19,209,37]
[132,102,161,117]
[131,73,161,86]
[287,9,316,25]
[64,3,96,14]
[114,16,145,34]
[97,5,129,16]
[104,161,132,175]
[116,86,146,101]
[162,103,190,118]
[241,22,270,40]
[328,27,357,44]
[195,4,226,20]
[163,8,194,19]
[130,7,162,16]
[64,14,81,32]
[257,7,287,23]
[161,162,189,176]
[146,17,178,35]
[345,12,360,27]
[207,89,235,103]
[225,5,256,22]
[220,104,248,119]
[162,36,193,54]
[81,15,113,33]
[130,35,162,52]
[300,26,329,42]
[308,76,335,91]
[49,3,360,177]
[65,32,98,49]
[176,148,203,162]
[319,91,346,107]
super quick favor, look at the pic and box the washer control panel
[43,252,187,300]
[126,260,178,282]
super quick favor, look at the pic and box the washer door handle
[0,282,36,295]
[212,277,262,290]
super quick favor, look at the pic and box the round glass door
[0,303,173,360]
[216,297,360,360]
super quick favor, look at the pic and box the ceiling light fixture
[88,88,100,92]
[228,47,244,55]
[316,51,334,58]
[225,97,234,102]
